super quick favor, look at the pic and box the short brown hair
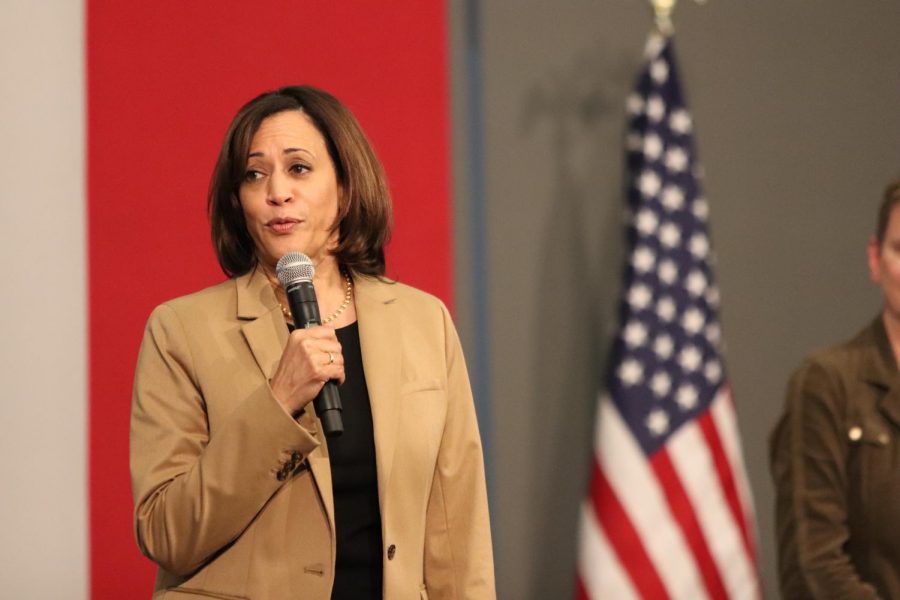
[209,85,392,277]
[876,180,900,246]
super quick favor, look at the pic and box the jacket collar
[235,265,287,380]
[862,315,900,428]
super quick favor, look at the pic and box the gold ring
[327,352,335,364]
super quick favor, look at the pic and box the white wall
[0,1,88,597]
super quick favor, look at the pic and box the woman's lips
[266,218,301,234]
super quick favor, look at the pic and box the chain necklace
[277,270,353,325]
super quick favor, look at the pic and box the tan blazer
[130,267,495,600]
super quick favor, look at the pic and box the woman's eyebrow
[247,147,314,158]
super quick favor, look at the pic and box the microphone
[275,252,344,438]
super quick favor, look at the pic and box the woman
[130,86,495,600]
[770,180,900,599]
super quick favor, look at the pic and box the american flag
[575,33,761,600]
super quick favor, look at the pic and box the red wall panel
[87,2,449,595]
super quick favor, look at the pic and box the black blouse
[327,322,383,600]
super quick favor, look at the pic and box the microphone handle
[285,281,344,438]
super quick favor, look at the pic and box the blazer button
[387,544,396,560]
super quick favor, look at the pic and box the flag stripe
[575,575,590,600]
[596,398,708,598]
[651,450,729,600]
[669,407,759,598]
[698,399,757,566]
[578,501,640,600]
[590,461,669,599]
[710,390,759,557]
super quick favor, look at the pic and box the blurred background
[2,1,899,598]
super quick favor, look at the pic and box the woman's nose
[266,172,292,205]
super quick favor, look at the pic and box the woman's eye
[290,163,311,175]
[243,169,263,182]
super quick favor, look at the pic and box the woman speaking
[129,86,495,600]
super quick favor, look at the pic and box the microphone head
[275,252,315,288]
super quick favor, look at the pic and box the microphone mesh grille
[275,252,315,288]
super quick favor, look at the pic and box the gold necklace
[277,271,353,325]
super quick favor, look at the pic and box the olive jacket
[770,317,900,599]
[130,267,495,600]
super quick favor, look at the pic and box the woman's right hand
[270,326,345,415]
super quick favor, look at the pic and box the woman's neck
[261,256,355,327]
[881,307,900,369]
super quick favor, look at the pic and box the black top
[327,322,383,600]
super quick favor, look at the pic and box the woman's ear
[868,235,883,284]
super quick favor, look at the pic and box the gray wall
[451,1,900,598]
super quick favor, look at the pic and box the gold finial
[651,0,708,35]
[651,0,677,35]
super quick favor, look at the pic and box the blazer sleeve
[423,303,496,600]
[130,303,320,576]
[770,359,881,600]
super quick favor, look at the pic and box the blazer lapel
[236,266,288,379]
[861,316,900,428]
[354,275,402,512]
[235,265,334,527]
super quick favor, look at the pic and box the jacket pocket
[161,588,248,600]
[401,377,443,395]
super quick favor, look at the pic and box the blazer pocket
[162,588,248,600]
[400,377,443,395]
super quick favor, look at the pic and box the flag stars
[705,286,720,309]
[654,334,675,360]
[705,323,722,346]
[656,296,676,322]
[646,409,670,436]
[627,283,653,310]
[639,170,662,199]
[659,222,681,248]
[650,371,672,397]
[704,360,722,383]
[678,345,702,372]
[632,246,656,273]
[626,93,645,116]
[664,147,689,173]
[689,234,709,259]
[623,321,649,348]
[686,270,707,297]
[643,134,663,161]
[658,259,678,285]
[636,208,659,236]
[661,185,685,211]
[650,59,669,84]
[618,359,644,386]
[646,95,666,122]
[676,384,699,410]
[693,197,709,220]
[682,308,705,336]
[669,109,692,134]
